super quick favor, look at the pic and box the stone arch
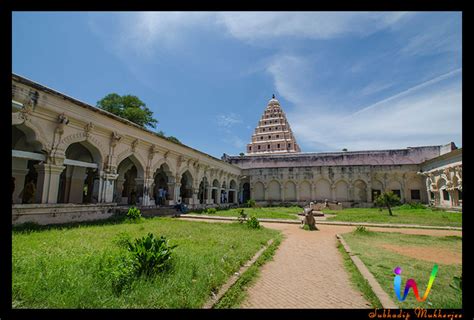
[372,179,384,190]
[253,181,265,201]
[12,116,50,152]
[387,179,402,191]
[57,140,104,204]
[284,181,297,201]
[150,157,177,180]
[353,179,367,202]
[267,180,281,201]
[12,123,44,153]
[334,180,349,201]
[59,132,107,168]
[229,179,237,189]
[179,170,194,201]
[299,180,312,201]
[115,149,148,175]
[315,178,331,200]
[406,176,423,201]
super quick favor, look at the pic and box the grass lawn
[12,217,280,308]
[324,206,462,227]
[194,206,302,220]
[342,229,462,308]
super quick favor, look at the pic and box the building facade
[419,148,462,209]
[12,75,461,224]
[12,74,241,224]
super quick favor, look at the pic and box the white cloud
[287,69,462,151]
[216,113,243,128]
[216,12,409,42]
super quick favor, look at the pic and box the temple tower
[246,95,301,155]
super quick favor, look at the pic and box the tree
[166,136,181,144]
[97,93,158,128]
[374,191,401,216]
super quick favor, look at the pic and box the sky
[12,12,462,158]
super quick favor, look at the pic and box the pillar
[100,172,118,203]
[331,185,336,202]
[134,178,144,205]
[34,163,66,204]
[141,178,155,206]
[12,158,29,204]
[68,166,87,203]
[167,181,180,205]
[206,186,213,204]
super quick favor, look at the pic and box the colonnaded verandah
[11,73,462,225]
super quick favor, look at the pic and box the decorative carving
[131,139,139,152]
[84,122,94,138]
[56,113,69,135]
[110,131,122,148]
[163,151,169,159]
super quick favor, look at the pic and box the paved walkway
[178,216,461,308]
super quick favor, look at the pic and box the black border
[3,2,470,320]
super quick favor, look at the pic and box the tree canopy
[374,191,401,216]
[97,93,158,129]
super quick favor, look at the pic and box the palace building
[11,74,462,224]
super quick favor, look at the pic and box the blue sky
[12,12,462,158]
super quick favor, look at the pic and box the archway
[267,180,281,201]
[153,163,172,205]
[198,177,209,204]
[335,180,349,201]
[228,179,237,204]
[212,179,220,204]
[299,181,311,202]
[353,180,367,202]
[284,181,297,201]
[242,182,251,203]
[253,181,265,201]
[12,125,46,204]
[180,170,193,203]
[221,181,227,203]
[315,179,331,200]
[58,141,102,204]
[114,155,145,205]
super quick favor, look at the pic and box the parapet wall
[226,144,454,169]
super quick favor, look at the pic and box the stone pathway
[240,223,372,309]
[178,216,461,309]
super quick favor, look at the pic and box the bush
[246,216,260,229]
[246,199,257,208]
[206,208,217,214]
[126,206,142,221]
[127,233,177,276]
[237,209,248,224]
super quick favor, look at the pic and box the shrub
[206,208,217,214]
[237,209,248,224]
[246,199,257,208]
[127,233,177,276]
[126,206,142,221]
[374,191,401,216]
[246,216,260,229]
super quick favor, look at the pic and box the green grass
[195,206,302,220]
[214,234,283,308]
[342,230,462,308]
[12,217,280,308]
[337,242,382,308]
[324,207,462,227]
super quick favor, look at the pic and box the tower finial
[272,94,275,99]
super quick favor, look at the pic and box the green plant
[126,206,142,221]
[127,233,177,276]
[206,208,217,214]
[374,191,401,216]
[398,202,425,210]
[237,209,248,224]
[246,216,260,229]
[246,199,257,208]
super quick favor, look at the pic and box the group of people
[156,187,167,206]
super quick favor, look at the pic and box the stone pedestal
[34,163,66,204]
[12,167,29,204]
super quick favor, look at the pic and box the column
[100,172,118,203]
[192,186,199,205]
[206,186,213,204]
[331,185,336,202]
[34,163,66,204]
[115,177,126,204]
[134,178,144,205]
[167,181,180,205]
[366,183,372,203]
[141,178,155,206]
[12,158,29,204]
